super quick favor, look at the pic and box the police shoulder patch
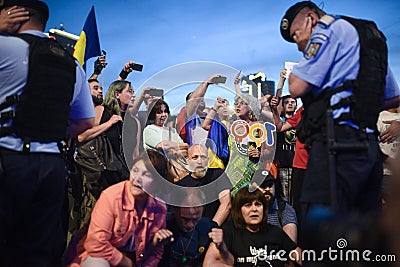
[304,42,321,59]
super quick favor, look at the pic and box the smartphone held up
[129,62,143,72]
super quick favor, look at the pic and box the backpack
[73,134,129,199]
[297,15,388,144]
[0,33,76,148]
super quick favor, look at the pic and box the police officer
[279,1,399,216]
[0,1,95,266]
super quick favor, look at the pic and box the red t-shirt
[286,106,309,169]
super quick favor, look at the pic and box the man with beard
[254,173,298,243]
[176,144,231,226]
[88,78,103,106]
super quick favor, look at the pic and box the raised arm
[234,71,241,95]
[186,74,222,119]
[202,97,225,131]
[270,96,294,132]
[88,55,107,81]
[118,60,135,81]
[212,189,231,226]
[128,87,158,117]
[203,228,234,267]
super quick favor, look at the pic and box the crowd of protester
[2,1,400,267]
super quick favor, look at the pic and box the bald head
[188,144,208,158]
[188,144,209,179]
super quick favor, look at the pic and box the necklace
[179,230,196,263]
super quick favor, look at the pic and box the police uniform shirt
[292,15,399,125]
[0,30,95,153]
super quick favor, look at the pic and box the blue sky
[46,0,400,111]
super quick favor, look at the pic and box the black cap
[280,1,319,43]
[1,0,49,22]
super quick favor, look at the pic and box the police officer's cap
[0,0,49,23]
[280,1,319,43]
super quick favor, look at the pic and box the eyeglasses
[234,100,247,106]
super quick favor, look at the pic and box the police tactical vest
[0,33,76,144]
[297,15,388,145]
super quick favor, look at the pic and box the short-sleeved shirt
[222,221,297,267]
[176,168,231,220]
[143,124,184,150]
[267,199,297,228]
[275,116,296,168]
[285,107,308,169]
[159,213,218,267]
[0,30,94,153]
[292,15,399,127]
[377,111,400,176]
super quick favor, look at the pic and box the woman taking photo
[204,186,302,267]
[69,150,172,267]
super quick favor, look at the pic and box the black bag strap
[0,95,20,111]
[277,199,286,227]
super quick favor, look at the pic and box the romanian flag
[73,6,101,66]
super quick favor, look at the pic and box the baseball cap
[1,0,49,22]
[280,1,319,43]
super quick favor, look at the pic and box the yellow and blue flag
[73,6,101,66]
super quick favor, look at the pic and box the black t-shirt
[274,124,296,168]
[222,221,297,267]
[159,213,218,267]
[176,168,231,219]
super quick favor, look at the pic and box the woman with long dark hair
[204,186,302,267]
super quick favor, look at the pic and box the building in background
[48,28,79,55]
[240,71,275,97]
